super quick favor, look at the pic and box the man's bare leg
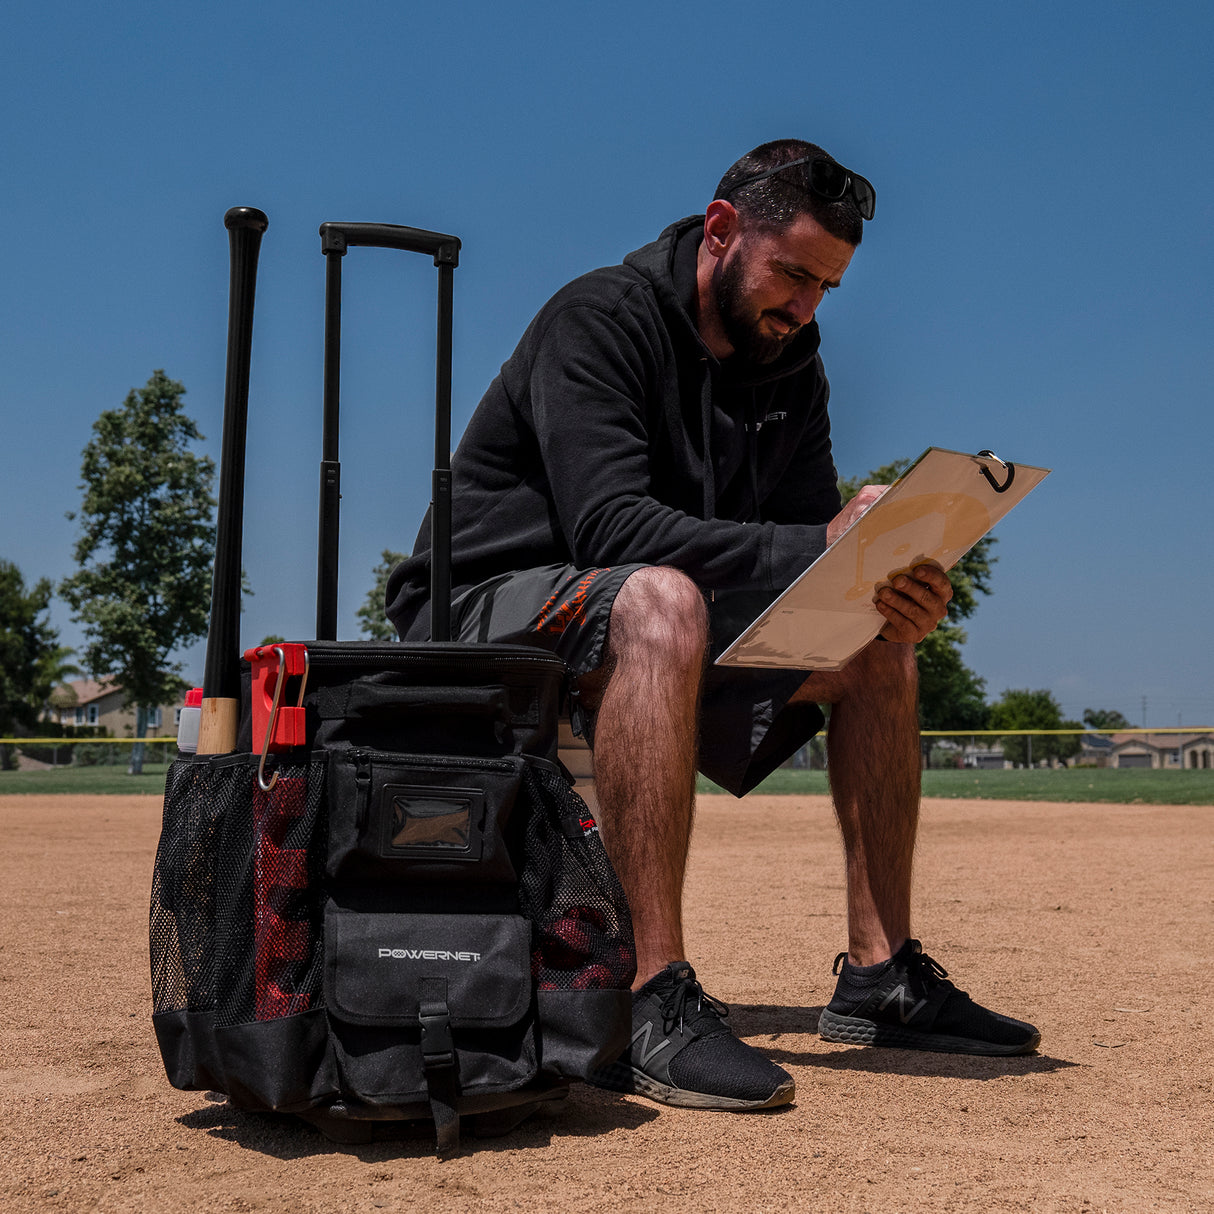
[582,567,795,1108]
[795,638,921,965]
[803,638,1042,1055]
[578,567,707,988]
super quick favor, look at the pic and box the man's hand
[874,564,953,644]
[827,484,887,546]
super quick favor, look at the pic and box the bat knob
[225,206,269,233]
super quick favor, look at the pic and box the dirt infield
[1,792,1210,1213]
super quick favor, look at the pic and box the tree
[60,371,215,773]
[0,562,79,769]
[839,460,995,736]
[915,628,988,731]
[357,550,406,640]
[1083,707,1131,732]
[989,688,1083,767]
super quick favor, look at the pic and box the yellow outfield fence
[4,728,1213,773]
[7,729,1210,745]
[922,727,1214,735]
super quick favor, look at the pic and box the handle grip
[319,221,460,265]
[316,218,460,641]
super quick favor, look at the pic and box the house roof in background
[48,678,121,708]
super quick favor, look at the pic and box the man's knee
[607,566,708,668]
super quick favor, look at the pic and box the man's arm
[527,303,831,591]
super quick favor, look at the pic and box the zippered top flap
[235,641,569,759]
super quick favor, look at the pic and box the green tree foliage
[915,628,988,731]
[357,550,406,640]
[989,688,1083,766]
[1083,707,1131,731]
[0,562,79,768]
[839,459,993,730]
[59,371,215,772]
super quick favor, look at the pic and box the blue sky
[3,0,1211,726]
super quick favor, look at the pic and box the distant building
[1077,733,1114,767]
[963,743,1009,770]
[1107,731,1214,770]
[46,679,185,736]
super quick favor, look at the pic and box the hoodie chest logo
[747,411,788,433]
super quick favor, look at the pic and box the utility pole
[1142,695,1148,728]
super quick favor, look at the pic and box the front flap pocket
[324,906,532,1029]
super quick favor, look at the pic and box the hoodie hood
[624,216,826,520]
[623,215,824,387]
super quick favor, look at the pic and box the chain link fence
[1,737,178,771]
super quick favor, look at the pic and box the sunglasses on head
[726,155,876,221]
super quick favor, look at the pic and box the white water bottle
[177,688,203,753]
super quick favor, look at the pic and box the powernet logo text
[377,947,482,962]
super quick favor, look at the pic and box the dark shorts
[449,564,825,797]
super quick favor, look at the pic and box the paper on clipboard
[714,447,1050,671]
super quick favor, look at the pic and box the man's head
[697,140,872,366]
[714,139,872,246]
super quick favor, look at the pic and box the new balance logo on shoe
[377,948,481,962]
[631,1020,674,1067]
[878,984,927,1024]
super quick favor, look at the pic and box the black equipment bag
[149,216,634,1156]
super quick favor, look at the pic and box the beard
[713,253,801,368]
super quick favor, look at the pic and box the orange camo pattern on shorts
[535,568,611,635]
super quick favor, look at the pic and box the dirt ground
[1,791,1211,1213]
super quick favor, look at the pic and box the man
[387,139,1040,1113]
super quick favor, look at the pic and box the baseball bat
[197,206,268,754]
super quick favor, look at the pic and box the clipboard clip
[974,450,1016,494]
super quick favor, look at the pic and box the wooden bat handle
[196,698,240,755]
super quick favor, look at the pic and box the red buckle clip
[243,643,310,790]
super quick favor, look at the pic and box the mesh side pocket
[151,757,248,1015]
[517,762,635,991]
[213,761,328,1028]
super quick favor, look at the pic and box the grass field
[0,763,172,795]
[702,766,1214,804]
[1,761,1211,804]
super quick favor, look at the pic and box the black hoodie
[386,215,843,636]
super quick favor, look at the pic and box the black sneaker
[818,939,1041,1056]
[590,962,795,1110]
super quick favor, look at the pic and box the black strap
[419,977,460,1157]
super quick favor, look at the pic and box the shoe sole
[818,1009,1041,1056]
[591,1064,795,1111]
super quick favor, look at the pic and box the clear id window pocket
[327,751,524,886]
[382,783,484,859]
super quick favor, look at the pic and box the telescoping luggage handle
[318,222,462,645]
[196,212,463,757]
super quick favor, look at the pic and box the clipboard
[714,447,1051,671]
